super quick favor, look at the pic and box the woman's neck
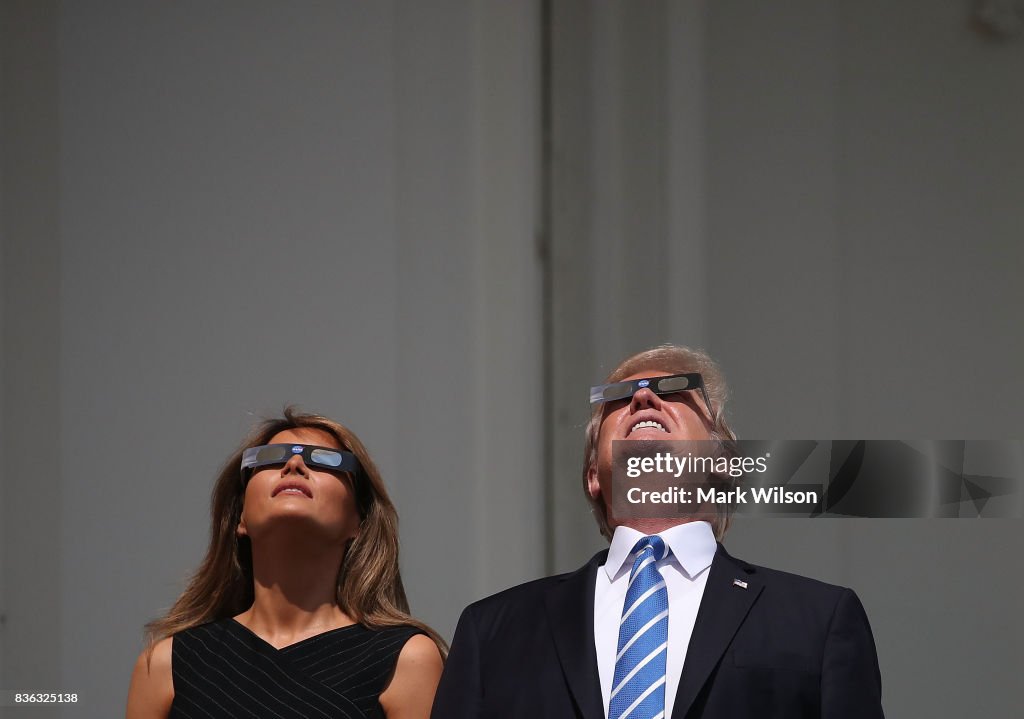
[236,537,355,647]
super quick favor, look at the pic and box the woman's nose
[281,453,310,476]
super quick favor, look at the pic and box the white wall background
[2,1,1022,717]
[2,1,540,716]
[2,0,63,710]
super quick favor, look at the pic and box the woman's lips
[272,483,312,498]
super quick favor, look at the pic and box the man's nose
[630,387,663,411]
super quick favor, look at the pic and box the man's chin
[618,436,678,451]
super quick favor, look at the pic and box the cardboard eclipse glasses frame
[589,372,713,418]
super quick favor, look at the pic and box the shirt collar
[604,521,717,582]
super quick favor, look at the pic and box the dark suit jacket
[432,544,883,718]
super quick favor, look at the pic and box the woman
[127,408,445,718]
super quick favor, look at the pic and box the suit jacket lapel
[672,545,763,719]
[544,550,607,719]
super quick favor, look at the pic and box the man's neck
[613,517,701,536]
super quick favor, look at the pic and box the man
[432,345,884,718]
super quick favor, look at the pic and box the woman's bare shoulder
[378,633,444,719]
[126,637,174,719]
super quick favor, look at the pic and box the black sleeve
[820,588,885,718]
[431,604,483,718]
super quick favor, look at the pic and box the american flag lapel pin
[732,578,748,589]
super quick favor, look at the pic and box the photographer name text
[627,486,819,505]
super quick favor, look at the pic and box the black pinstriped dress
[168,618,423,718]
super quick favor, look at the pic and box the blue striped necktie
[609,535,670,719]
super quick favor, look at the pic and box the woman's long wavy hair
[583,344,738,541]
[146,407,447,656]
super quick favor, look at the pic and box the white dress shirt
[594,521,717,718]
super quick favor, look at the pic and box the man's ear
[586,464,601,501]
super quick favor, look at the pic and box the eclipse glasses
[240,443,361,484]
[589,372,713,418]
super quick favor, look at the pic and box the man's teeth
[631,420,667,433]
